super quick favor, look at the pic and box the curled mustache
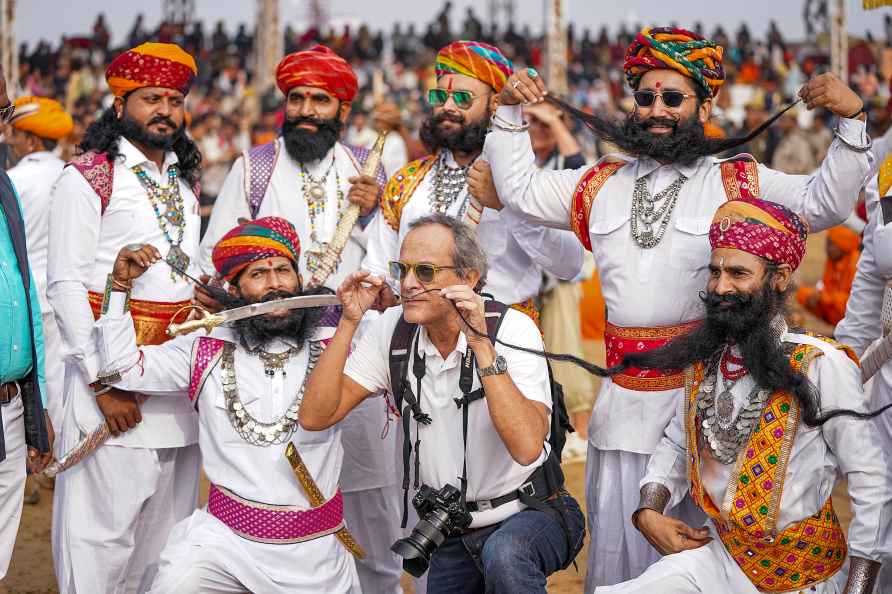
[699,290,754,309]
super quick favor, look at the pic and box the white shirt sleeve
[494,308,552,410]
[500,208,584,280]
[344,309,395,394]
[757,117,872,232]
[198,156,250,275]
[46,168,103,381]
[482,104,585,230]
[360,211,400,278]
[641,391,691,510]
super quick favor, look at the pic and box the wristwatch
[479,355,507,377]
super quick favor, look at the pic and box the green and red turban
[105,42,198,97]
[212,217,301,282]
[624,26,725,98]
[709,199,808,271]
[435,40,513,92]
[275,45,358,102]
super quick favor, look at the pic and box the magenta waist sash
[208,483,344,544]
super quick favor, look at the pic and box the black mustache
[635,116,679,130]
[289,116,329,127]
[699,290,754,308]
[432,111,465,125]
[148,116,177,128]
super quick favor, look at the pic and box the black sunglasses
[633,90,694,109]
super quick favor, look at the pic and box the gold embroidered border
[605,319,701,340]
[380,155,436,231]
[570,161,625,250]
[613,372,685,391]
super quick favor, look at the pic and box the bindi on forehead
[447,79,454,91]
[654,82,662,90]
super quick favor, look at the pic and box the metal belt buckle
[476,499,493,512]
[520,481,536,497]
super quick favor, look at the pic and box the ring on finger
[511,79,524,89]
[527,67,538,78]
[125,243,144,251]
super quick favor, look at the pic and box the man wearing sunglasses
[481,25,873,591]
[362,40,583,325]
[301,214,585,594]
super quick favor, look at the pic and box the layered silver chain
[221,341,322,446]
[430,152,472,216]
[630,174,687,248]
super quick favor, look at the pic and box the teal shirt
[0,183,46,405]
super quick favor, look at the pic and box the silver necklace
[696,359,769,465]
[430,153,473,215]
[629,174,687,248]
[244,345,302,377]
[299,154,345,273]
[221,341,322,446]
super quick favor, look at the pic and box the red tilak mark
[655,82,662,90]
[447,79,454,91]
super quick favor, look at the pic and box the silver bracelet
[92,385,113,397]
[0,103,14,124]
[845,557,881,594]
[833,125,872,153]
[490,112,529,133]
[631,482,671,530]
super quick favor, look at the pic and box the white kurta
[7,150,66,439]
[483,103,873,588]
[361,149,585,305]
[94,294,358,594]
[599,332,892,594]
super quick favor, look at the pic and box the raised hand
[337,270,388,323]
[635,509,712,556]
[440,284,487,343]
[798,73,864,119]
[499,69,548,106]
[347,174,380,216]
[112,244,162,285]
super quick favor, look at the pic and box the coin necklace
[132,165,189,281]
[244,345,302,377]
[430,152,474,217]
[300,153,344,273]
[629,174,687,248]
[221,341,322,446]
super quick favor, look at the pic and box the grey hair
[407,213,489,289]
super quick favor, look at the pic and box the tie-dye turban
[435,40,513,92]
[709,199,808,271]
[624,27,725,98]
[105,42,198,97]
[10,96,74,141]
[275,45,358,102]
[212,217,302,282]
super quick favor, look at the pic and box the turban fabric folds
[435,40,513,92]
[213,217,302,282]
[827,226,860,254]
[275,45,358,102]
[106,42,198,97]
[709,199,808,271]
[624,27,725,97]
[10,96,73,140]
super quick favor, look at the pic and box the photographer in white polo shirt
[300,213,584,594]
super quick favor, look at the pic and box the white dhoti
[52,435,200,594]
[0,396,26,579]
[41,310,64,453]
[584,446,705,591]
[147,508,360,594]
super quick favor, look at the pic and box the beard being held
[419,109,490,154]
[281,115,344,163]
[222,286,333,350]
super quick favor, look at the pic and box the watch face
[495,355,507,373]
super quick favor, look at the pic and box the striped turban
[709,199,808,271]
[275,45,358,102]
[435,40,513,92]
[624,27,725,98]
[212,217,301,282]
[105,42,198,97]
[10,96,74,141]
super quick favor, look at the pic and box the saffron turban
[212,217,301,282]
[435,40,513,92]
[624,26,725,97]
[827,225,860,254]
[10,96,73,141]
[275,45,358,102]
[105,42,198,97]
[709,199,808,271]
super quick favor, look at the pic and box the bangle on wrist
[92,385,112,397]
[0,103,15,124]
[845,105,866,120]
[632,483,671,531]
[102,274,132,314]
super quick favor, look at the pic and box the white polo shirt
[345,305,552,528]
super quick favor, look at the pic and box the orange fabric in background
[796,227,861,326]
[580,272,606,341]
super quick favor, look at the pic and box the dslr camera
[390,483,473,577]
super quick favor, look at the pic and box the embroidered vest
[684,337,856,592]
[188,336,228,409]
[569,157,761,250]
[379,154,437,231]
[243,141,388,219]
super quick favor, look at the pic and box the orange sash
[87,291,190,346]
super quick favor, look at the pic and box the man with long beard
[91,217,360,593]
[197,44,399,594]
[47,42,203,593]
[480,26,875,590]
[598,198,892,594]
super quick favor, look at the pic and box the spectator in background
[797,225,862,326]
[346,110,377,148]
[771,108,818,174]
[370,103,409,178]
[92,13,111,51]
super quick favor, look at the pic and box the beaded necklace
[299,154,344,273]
[131,165,188,281]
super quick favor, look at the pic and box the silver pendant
[716,389,734,430]
[307,183,326,201]
[166,245,191,280]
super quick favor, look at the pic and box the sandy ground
[1,233,845,593]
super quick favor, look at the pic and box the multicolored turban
[709,199,808,271]
[624,27,725,98]
[435,40,513,92]
[10,96,74,141]
[275,45,358,102]
[212,217,302,282]
[105,42,198,97]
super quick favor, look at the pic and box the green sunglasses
[427,88,486,110]
[388,260,457,284]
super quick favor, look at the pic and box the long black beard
[281,116,343,163]
[118,111,183,151]
[222,286,332,351]
[419,109,490,154]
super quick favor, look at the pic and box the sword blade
[861,332,892,384]
[219,294,340,324]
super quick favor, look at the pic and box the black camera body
[391,483,472,577]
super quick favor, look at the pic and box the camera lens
[391,511,451,577]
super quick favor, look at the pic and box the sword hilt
[166,306,224,337]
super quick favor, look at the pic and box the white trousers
[584,445,705,592]
[343,485,403,594]
[52,441,200,594]
[41,311,64,454]
[0,396,26,579]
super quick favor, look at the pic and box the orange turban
[827,226,860,254]
[9,96,73,141]
[275,45,358,102]
[105,42,198,97]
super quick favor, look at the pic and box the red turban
[709,199,808,270]
[105,42,198,97]
[212,217,301,282]
[275,45,358,102]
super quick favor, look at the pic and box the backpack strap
[570,160,626,251]
[343,142,388,191]
[189,337,228,409]
[67,151,114,214]
[380,155,437,231]
[719,154,760,200]
[242,141,280,219]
